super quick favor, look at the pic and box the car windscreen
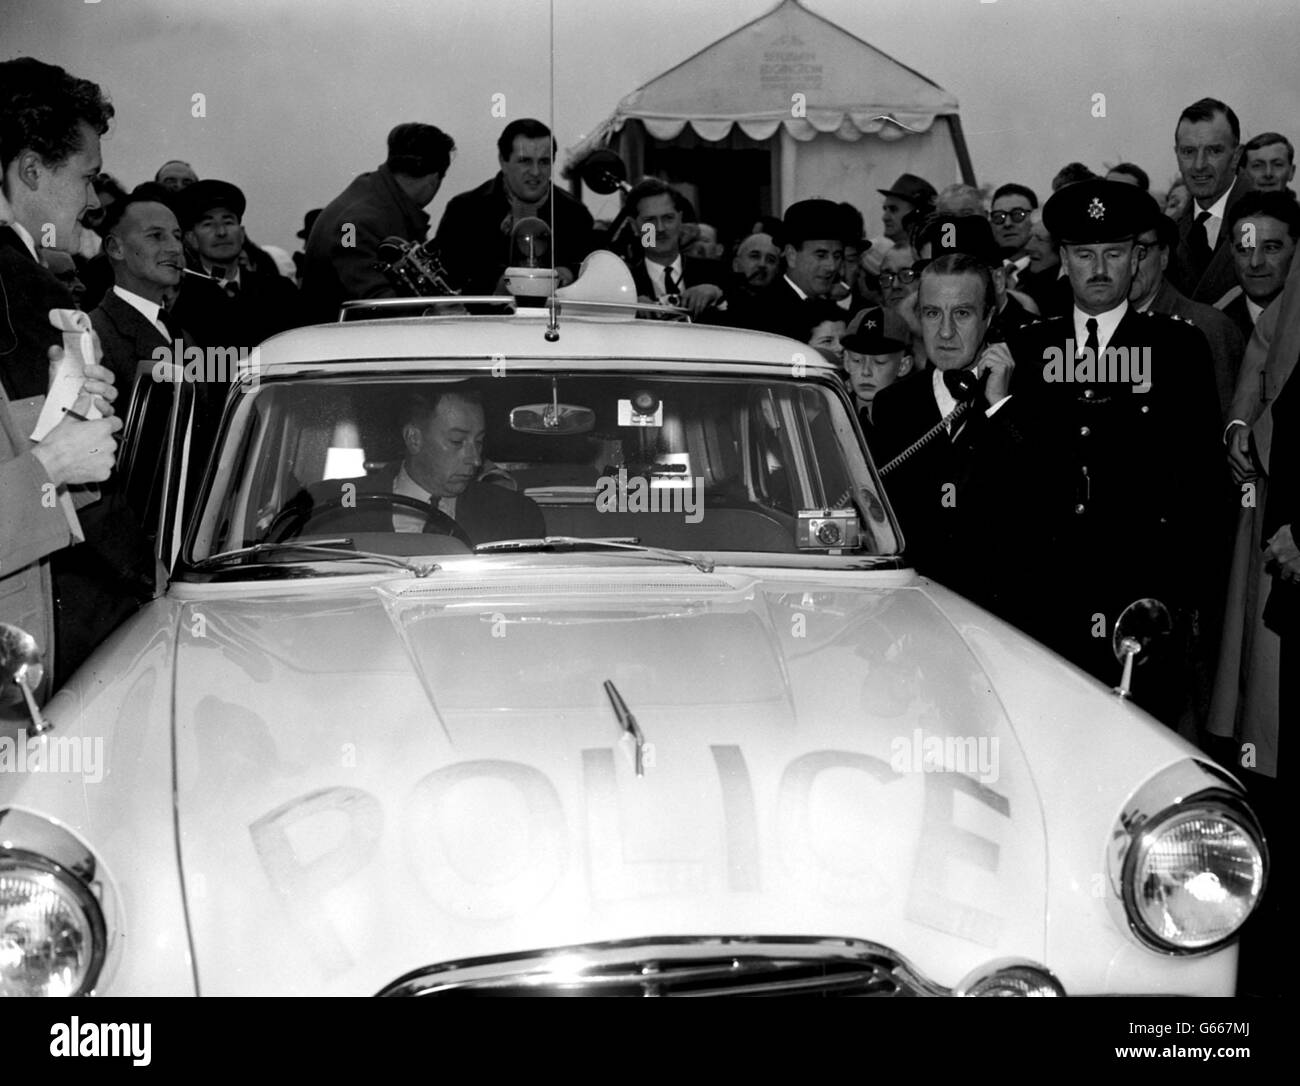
[186,371,899,565]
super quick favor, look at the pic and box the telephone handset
[942,365,990,404]
[878,337,999,478]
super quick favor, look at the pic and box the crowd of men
[0,61,1294,987]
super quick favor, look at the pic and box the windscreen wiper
[474,536,715,573]
[188,539,439,577]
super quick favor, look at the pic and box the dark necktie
[1084,316,1100,366]
[159,308,184,343]
[662,266,679,301]
[1189,209,1213,268]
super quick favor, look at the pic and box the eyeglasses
[879,267,922,288]
[991,208,1032,226]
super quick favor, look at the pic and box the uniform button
[1083,389,1094,399]
[1079,425,1091,437]
[1074,503,1086,515]
[1140,405,1149,414]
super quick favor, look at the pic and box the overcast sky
[4,0,1297,253]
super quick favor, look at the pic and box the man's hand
[680,283,723,317]
[1264,524,1300,583]
[30,414,123,487]
[1225,422,1257,484]
[977,342,1015,407]
[555,266,576,288]
[48,345,118,418]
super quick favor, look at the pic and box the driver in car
[388,388,546,544]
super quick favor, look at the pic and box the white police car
[0,254,1267,996]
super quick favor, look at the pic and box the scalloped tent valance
[567,0,961,167]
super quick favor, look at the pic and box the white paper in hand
[31,308,104,441]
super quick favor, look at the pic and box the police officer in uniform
[1010,179,1226,726]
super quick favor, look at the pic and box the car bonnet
[171,570,1046,994]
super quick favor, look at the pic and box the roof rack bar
[336,296,693,322]
[338,297,518,321]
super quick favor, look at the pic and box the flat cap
[178,179,246,228]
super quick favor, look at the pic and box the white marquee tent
[565,0,974,236]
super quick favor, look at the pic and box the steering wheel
[265,493,473,547]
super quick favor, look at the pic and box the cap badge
[866,318,877,329]
[1088,198,1105,220]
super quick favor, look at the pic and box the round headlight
[1126,804,1265,952]
[955,960,1065,997]
[0,852,107,996]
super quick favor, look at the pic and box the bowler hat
[783,199,853,247]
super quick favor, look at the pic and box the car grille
[377,936,947,996]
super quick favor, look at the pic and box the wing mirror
[0,623,52,733]
[1111,598,1172,699]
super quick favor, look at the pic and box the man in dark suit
[727,199,848,340]
[1,57,133,692]
[872,253,1049,630]
[89,189,221,530]
[90,192,188,400]
[914,213,1039,341]
[1214,190,1299,340]
[1168,98,1256,304]
[289,388,544,548]
[622,178,726,320]
[434,119,592,297]
[302,123,456,322]
[1011,179,1225,726]
[1129,212,1245,418]
[172,180,304,349]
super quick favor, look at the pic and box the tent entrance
[640,127,775,245]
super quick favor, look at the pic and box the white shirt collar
[644,256,683,299]
[112,285,170,339]
[1246,296,1265,325]
[932,367,957,420]
[8,221,39,261]
[393,463,456,531]
[784,274,809,301]
[1072,300,1127,358]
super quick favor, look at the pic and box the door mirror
[0,624,51,733]
[1112,598,1172,698]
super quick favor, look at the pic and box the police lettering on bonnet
[1008,179,1225,726]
